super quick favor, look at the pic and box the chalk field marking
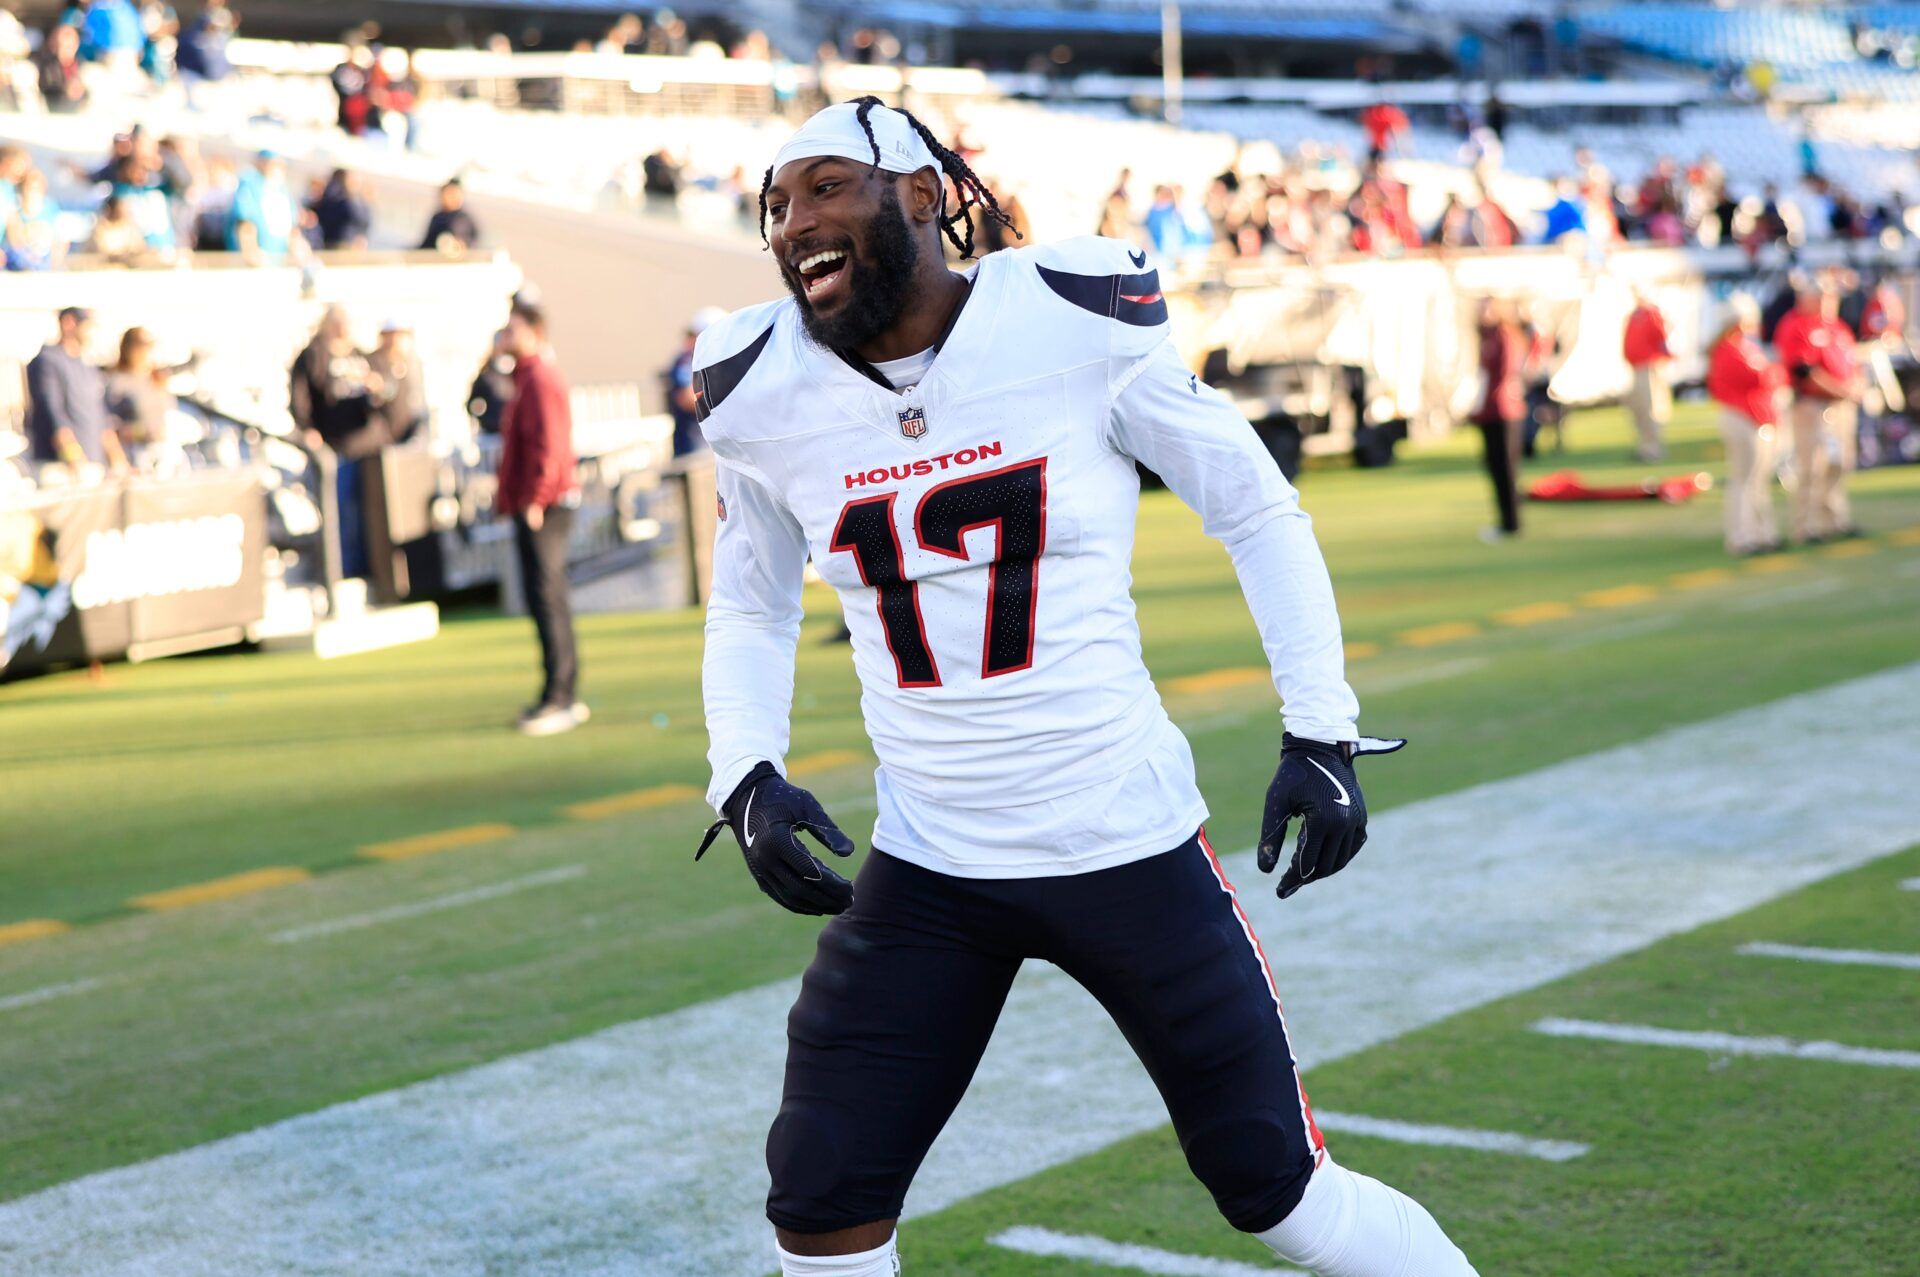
[1354,656,1488,695]
[1395,620,1480,648]
[988,1227,1304,1277]
[1550,613,1679,651]
[0,978,104,1015]
[1311,1110,1588,1162]
[1736,941,1920,971]
[268,866,588,944]
[1901,877,1920,891]
[7,664,1920,1275]
[1727,578,1845,613]
[1532,1018,1920,1070]
[358,823,515,863]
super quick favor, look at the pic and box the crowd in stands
[0,0,235,111]
[19,304,191,482]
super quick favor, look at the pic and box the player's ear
[904,167,943,224]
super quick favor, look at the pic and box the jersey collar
[831,271,975,393]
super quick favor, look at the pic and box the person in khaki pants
[1705,295,1785,555]
[1773,279,1863,542]
[1622,290,1672,462]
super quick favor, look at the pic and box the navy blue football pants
[765,831,1326,1236]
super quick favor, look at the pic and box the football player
[696,98,1477,1277]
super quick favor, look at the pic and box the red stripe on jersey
[1196,828,1328,1164]
[1120,292,1163,304]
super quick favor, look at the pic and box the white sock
[775,1235,900,1276]
[1255,1157,1477,1277]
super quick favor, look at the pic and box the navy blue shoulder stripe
[1034,263,1168,328]
[692,323,775,423]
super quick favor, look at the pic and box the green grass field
[3,401,1919,1272]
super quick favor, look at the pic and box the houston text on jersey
[844,440,1004,488]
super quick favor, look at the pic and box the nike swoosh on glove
[696,761,856,915]
[1258,734,1406,900]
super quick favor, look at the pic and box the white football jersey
[698,236,1358,878]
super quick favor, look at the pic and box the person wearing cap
[228,149,299,265]
[1773,277,1864,541]
[1622,288,1672,462]
[1706,295,1785,555]
[692,98,1474,1277]
[665,305,726,457]
[26,307,125,477]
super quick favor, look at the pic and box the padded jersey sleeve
[702,454,811,811]
[1106,337,1360,743]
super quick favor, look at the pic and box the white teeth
[796,250,847,274]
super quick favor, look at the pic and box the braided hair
[757,95,1018,259]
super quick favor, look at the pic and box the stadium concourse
[3,2,1920,1275]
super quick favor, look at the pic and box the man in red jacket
[497,299,586,735]
[1622,290,1672,462]
[1773,279,1863,542]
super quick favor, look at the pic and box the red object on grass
[1529,470,1712,504]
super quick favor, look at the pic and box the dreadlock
[757,95,1019,260]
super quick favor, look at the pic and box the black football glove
[1258,734,1406,900]
[695,761,856,916]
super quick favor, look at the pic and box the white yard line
[1354,656,1490,695]
[1735,941,1920,971]
[1532,1018,1920,1070]
[1549,613,1680,651]
[7,663,1920,1276]
[0,978,104,1015]
[1900,878,1920,891]
[1312,1110,1588,1162]
[988,1226,1303,1276]
[267,866,588,944]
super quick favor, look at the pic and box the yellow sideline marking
[359,824,515,863]
[1346,641,1381,662]
[1396,621,1481,648]
[1580,584,1660,609]
[132,867,310,911]
[564,784,701,821]
[1745,554,1800,574]
[1818,540,1875,560]
[1669,568,1735,591]
[1890,526,1920,547]
[786,749,867,778]
[1166,667,1267,695]
[1493,601,1576,627]
[0,919,70,947]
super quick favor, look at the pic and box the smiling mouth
[794,248,850,302]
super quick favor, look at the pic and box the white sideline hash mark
[1312,1110,1588,1162]
[1532,1019,1920,1070]
[0,978,104,1014]
[989,1227,1304,1276]
[1901,878,1920,892]
[1737,941,1920,971]
[268,866,588,943]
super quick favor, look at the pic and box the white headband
[770,102,940,187]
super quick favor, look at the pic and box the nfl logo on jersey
[898,405,928,439]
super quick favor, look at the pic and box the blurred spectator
[138,0,177,84]
[468,328,514,435]
[1360,98,1408,160]
[665,305,725,457]
[5,168,66,270]
[1472,297,1528,539]
[1540,177,1586,243]
[154,134,199,249]
[420,179,479,253]
[1774,280,1863,542]
[331,44,375,137]
[969,176,1028,255]
[105,325,177,458]
[0,2,30,110]
[642,148,682,210]
[311,168,372,250]
[88,194,150,263]
[368,319,427,444]
[174,0,233,106]
[496,299,584,736]
[229,151,301,264]
[1623,291,1673,462]
[1706,294,1784,556]
[27,308,127,473]
[0,145,31,222]
[376,48,420,149]
[35,22,88,111]
[290,307,381,577]
[191,153,236,249]
[82,0,143,70]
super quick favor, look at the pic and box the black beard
[781,184,920,353]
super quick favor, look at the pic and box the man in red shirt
[1622,290,1672,462]
[496,299,586,735]
[1706,294,1785,554]
[1773,279,1863,542]
[1360,100,1408,159]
